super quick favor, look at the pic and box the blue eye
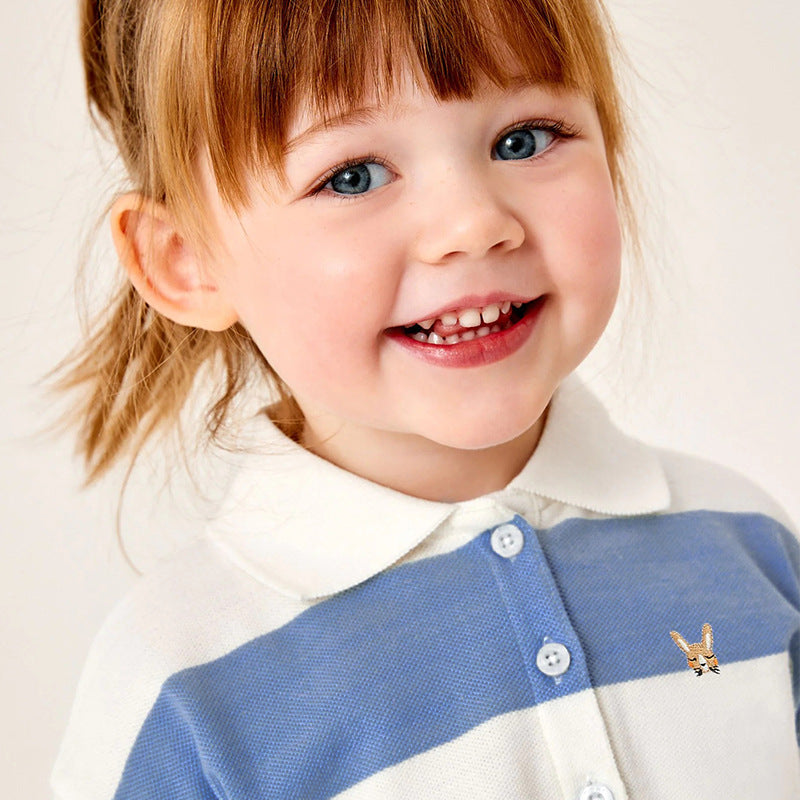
[313,120,575,199]
[493,127,556,161]
[325,162,392,196]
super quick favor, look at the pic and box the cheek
[218,213,399,372]
[542,169,622,310]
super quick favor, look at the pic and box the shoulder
[653,445,798,536]
[76,540,278,675]
[51,536,304,800]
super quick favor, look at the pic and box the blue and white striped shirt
[51,375,800,799]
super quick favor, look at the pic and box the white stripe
[335,693,628,800]
[595,651,800,797]
[334,654,800,798]
[50,539,312,799]
[331,706,563,799]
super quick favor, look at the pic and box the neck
[299,411,548,503]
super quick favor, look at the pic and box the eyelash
[309,117,581,199]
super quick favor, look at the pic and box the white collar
[206,374,670,600]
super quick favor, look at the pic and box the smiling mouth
[395,299,541,346]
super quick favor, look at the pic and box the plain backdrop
[1,1,798,797]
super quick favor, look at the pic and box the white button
[490,523,524,558]
[578,784,614,800]
[536,641,571,676]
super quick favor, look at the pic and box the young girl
[51,0,800,798]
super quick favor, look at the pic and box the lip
[385,296,546,368]
[395,292,537,329]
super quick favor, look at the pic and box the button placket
[484,516,587,701]
[482,514,628,800]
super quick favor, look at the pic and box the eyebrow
[283,77,552,154]
[284,107,390,154]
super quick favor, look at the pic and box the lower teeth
[410,321,508,345]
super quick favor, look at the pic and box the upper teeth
[414,300,518,330]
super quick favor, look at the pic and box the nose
[411,172,526,265]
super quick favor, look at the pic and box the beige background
[1,1,797,797]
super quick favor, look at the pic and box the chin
[422,408,546,452]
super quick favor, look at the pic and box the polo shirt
[50,373,800,800]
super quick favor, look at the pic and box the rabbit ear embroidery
[670,622,721,676]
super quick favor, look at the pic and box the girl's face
[201,72,621,483]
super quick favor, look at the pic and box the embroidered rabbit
[670,623,720,676]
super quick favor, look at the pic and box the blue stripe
[114,510,800,799]
[534,510,800,685]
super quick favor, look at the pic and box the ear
[702,623,713,649]
[670,630,690,654]
[109,192,238,331]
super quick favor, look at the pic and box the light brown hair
[61,0,635,483]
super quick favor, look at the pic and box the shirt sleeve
[49,598,222,800]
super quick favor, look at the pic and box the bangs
[194,0,622,209]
